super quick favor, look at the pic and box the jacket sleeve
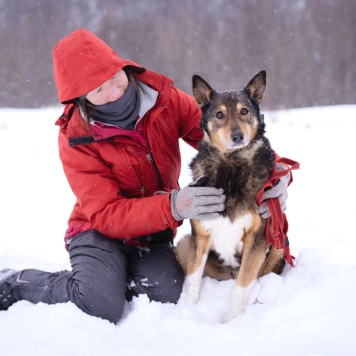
[172,87,203,149]
[58,131,182,240]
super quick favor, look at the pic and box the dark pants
[8,230,184,323]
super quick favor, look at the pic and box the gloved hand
[170,182,225,221]
[258,163,290,219]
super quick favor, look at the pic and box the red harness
[256,156,300,267]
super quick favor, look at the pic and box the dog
[175,70,285,322]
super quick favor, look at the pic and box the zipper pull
[146,154,153,163]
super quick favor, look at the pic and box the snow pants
[8,230,184,323]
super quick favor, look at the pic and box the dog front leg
[185,226,211,304]
[223,238,266,322]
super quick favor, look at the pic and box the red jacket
[53,29,203,244]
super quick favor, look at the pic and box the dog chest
[200,213,253,268]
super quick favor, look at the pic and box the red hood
[52,28,144,104]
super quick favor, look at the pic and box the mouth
[226,139,249,150]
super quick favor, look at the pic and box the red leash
[256,156,300,266]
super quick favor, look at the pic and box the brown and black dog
[175,71,285,322]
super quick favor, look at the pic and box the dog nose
[231,130,244,143]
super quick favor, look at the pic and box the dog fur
[175,70,285,322]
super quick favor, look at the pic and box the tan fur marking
[204,259,238,280]
[175,234,191,275]
[221,125,235,149]
[207,122,228,152]
[236,240,267,288]
[219,105,227,116]
[186,220,212,276]
[238,140,264,160]
[236,102,247,114]
[233,212,266,288]
[250,117,259,141]
[258,248,285,277]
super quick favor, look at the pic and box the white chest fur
[200,213,253,268]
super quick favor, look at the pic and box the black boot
[0,269,18,310]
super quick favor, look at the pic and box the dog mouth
[227,143,248,151]
[225,137,250,150]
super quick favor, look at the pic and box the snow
[1,105,356,355]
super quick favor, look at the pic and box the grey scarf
[77,81,141,130]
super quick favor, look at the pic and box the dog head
[192,71,267,153]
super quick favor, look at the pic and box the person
[0,29,289,324]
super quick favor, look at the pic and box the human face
[86,69,129,105]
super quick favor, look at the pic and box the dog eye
[241,108,249,115]
[216,111,224,119]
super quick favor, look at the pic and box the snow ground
[0,105,356,356]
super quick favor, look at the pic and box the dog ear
[244,70,266,104]
[192,75,214,108]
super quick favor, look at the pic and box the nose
[231,130,244,143]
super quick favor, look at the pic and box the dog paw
[186,292,199,305]
[222,307,243,323]
[185,276,202,304]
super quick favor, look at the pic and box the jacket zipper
[147,153,164,191]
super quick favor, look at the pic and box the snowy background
[0,105,356,355]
